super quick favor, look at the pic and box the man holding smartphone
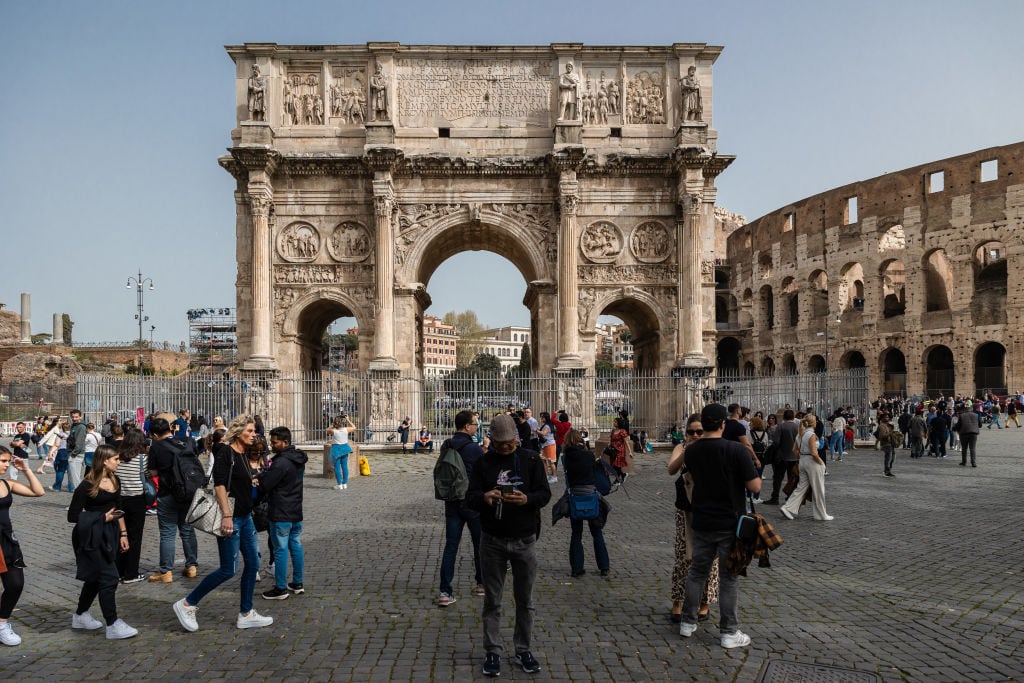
[466,414,551,677]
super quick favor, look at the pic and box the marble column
[678,193,707,365]
[556,178,583,367]
[19,293,31,344]
[52,313,63,344]
[370,177,398,369]
[246,189,275,368]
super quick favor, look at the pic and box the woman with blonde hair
[666,414,718,623]
[67,445,138,639]
[780,414,833,521]
[172,415,273,632]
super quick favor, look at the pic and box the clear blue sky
[2,0,1022,343]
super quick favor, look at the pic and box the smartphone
[110,510,125,519]
[500,484,514,495]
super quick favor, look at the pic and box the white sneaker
[105,618,138,640]
[679,621,698,637]
[342,483,348,489]
[71,611,104,630]
[172,598,199,632]
[721,630,752,648]
[780,506,795,520]
[336,484,345,490]
[0,622,21,646]
[236,609,273,629]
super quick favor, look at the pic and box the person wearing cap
[466,414,552,677]
[677,403,760,650]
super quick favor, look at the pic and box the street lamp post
[127,269,155,409]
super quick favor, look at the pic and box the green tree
[342,334,359,352]
[442,310,486,368]
[517,341,532,374]
[62,313,74,344]
[618,328,632,344]
[595,359,616,374]
[31,333,51,344]
[470,352,502,375]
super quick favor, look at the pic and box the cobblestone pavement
[1,429,1022,682]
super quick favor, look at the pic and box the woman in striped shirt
[115,429,149,584]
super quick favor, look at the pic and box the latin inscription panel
[396,59,554,128]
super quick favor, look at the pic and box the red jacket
[552,415,571,445]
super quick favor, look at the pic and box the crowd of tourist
[0,389,1011,675]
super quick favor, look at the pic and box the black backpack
[168,438,207,504]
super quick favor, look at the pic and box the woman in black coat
[563,429,609,577]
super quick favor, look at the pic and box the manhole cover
[758,660,881,683]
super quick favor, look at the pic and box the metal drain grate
[758,660,882,683]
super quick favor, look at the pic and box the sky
[2,0,1022,344]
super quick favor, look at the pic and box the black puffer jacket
[259,446,308,522]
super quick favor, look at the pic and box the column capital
[248,190,273,216]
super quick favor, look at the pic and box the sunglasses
[686,429,704,436]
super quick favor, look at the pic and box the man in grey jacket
[66,409,88,491]
[955,406,980,467]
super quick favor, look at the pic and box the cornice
[396,155,550,178]
[579,153,675,177]
[279,154,369,177]
[230,147,281,175]
[704,154,736,180]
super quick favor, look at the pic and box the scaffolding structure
[187,307,237,370]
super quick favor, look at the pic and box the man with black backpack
[146,415,201,583]
[435,410,484,608]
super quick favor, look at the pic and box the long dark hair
[84,445,119,498]
[118,428,148,463]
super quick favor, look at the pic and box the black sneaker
[515,651,541,673]
[261,587,290,600]
[288,582,304,595]
[483,652,501,677]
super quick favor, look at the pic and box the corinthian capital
[683,193,703,215]
[560,194,579,215]
[249,193,273,216]
[374,195,393,218]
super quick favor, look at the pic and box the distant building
[594,321,633,369]
[423,316,458,378]
[480,325,531,375]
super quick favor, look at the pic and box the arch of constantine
[717,141,1024,398]
[220,42,734,434]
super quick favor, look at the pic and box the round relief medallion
[327,221,372,263]
[581,221,623,264]
[629,221,672,263]
[277,222,321,263]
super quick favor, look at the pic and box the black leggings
[0,566,25,619]
[76,577,119,625]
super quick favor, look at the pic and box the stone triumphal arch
[221,43,733,434]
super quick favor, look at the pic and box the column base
[241,356,278,372]
[554,353,587,370]
[368,357,400,372]
[676,354,712,370]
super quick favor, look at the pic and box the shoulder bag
[186,450,235,537]
[140,455,157,506]
[565,468,600,521]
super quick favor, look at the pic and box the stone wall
[720,141,1024,398]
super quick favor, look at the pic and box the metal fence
[73,367,870,445]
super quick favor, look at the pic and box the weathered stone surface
[2,352,81,385]
[0,309,20,344]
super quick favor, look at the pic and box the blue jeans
[332,454,349,484]
[439,501,482,595]
[187,514,259,614]
[828,431,844,457]
[681,528,741,633]
[156,495,198,573]
[270,521,304,589]
[569,517,609,574]
[52,449,72,491]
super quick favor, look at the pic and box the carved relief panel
[276,222,321,262]
[327,221,372,262]
[622,68,667,125]
[395,58,554,128]
[629,221,672,263]
[328,66,367,125]
[283,66,325,126]
[581,221,624,263]
[581,67,621,125]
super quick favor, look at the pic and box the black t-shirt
[722,419,746,443]
[148,437,191,494]
[684,437,758,532]
[563,445,596,487]
[211,443,256,518]
[10,430,30,459]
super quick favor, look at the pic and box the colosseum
[716,140,1024,399]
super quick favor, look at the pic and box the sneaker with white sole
[261,587,289,600]
[288,582,305,595]
[437,592,456,607]
[71,611,104,630]
[105,619,138,640]
[0,622,21,646]
[780,506,795,520]
[172,598,199,632]
[236,609,273,629]
[473,584,486,597]
[679,621,698,637]
[721,630,751,648]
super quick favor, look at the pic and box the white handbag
[186,451,235,536]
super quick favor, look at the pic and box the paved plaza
[1,430,1022,682]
